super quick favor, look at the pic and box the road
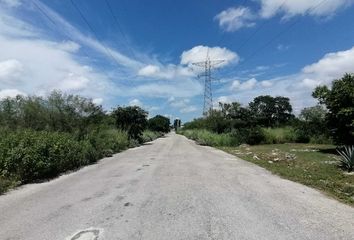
[0,133,353,240]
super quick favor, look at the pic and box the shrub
[231,127,265,145]
[84,129,129,158]
[0,130,85,182]
[337,145,354,172]
[0,129,130,183]
[142,130,162,142]
[262,127,297,144]
[148,115,170,133]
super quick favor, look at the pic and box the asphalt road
[0,133,353,240]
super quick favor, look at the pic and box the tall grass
[179,129,240,147]
[262,127,297,144]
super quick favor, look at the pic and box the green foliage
[180,129,239,147]
[313,73,354,145]
[142,130,163,142]
[0,129,130,184]
[112,106,148,141]
[249,95,294,127]
[148,115,170,133]
[231,127,265,145]
[262,127,297,144]
[292,105,332,144]
[337,145,354,172]
[0,130,85,182]
[179,128,265,147]
[0,91,106,135]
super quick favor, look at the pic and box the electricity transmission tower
[192,55,224,116]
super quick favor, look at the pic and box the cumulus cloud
[214,7,256,32]
[56,73,90,91]
[137,64,193,79]
[231,78,258,91]
[181,45,239,67]
[0,88,25,99]
[128,98,143,107]
[168,97,198,113]
[0,59,24,84]
[302,46,354,84]
[138,65,160,77]
[92,98,103,105]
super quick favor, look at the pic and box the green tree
[313,73,354,145]
[112,106,148,141]
[148,115,170,133]
[249,95,293,127]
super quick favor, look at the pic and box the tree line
[0,91,170,192]
[183,73,354,146]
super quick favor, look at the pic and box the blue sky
[1,0,354,122]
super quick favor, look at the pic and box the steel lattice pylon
[192,56,224,117]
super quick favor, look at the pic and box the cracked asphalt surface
[0,133,353,240]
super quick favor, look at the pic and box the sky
[0,0,354,122]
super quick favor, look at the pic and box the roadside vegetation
[0,91,170,194]
[179,74,354,204]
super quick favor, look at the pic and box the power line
[30,0,92,59]
[30,0,118,85]
[223,0,329,78]
[69,0,123,68]
[103,0,135,58]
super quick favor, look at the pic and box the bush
[262,127,297,144]
[142,130,163,142]
[0,130,86,183]
[85,129,129,158]
[180,129,240,147]
[231,127,265,145]
[148,115,170,133]
[0,129,130,183]
[0,176,16,195]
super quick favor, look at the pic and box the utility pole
[192,54,224,117]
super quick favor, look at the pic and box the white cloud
[260,80,273,87]
[92,98,103,105]
[0,0,22,8]
[0,88,25,99]
[302,46,354,84]
[231,78,258,91]
[259,0,354,18]
[138,65,160,76]
[138,45,238,80]
[56,73,90,91]
[218,46,354,114]
[181,45,239,67]
[0,59,24,84]
[0,6,123,107]
[168,97,198,113]
[216,1,354,31]
[180,106,198,113]
[214,7,256,32]
[137,64,193,79]
[128,98,143,107]
[30,0,142,70]
[56,41,81,53]
[130,77,203,98]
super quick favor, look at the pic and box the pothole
[69,229,101,240]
